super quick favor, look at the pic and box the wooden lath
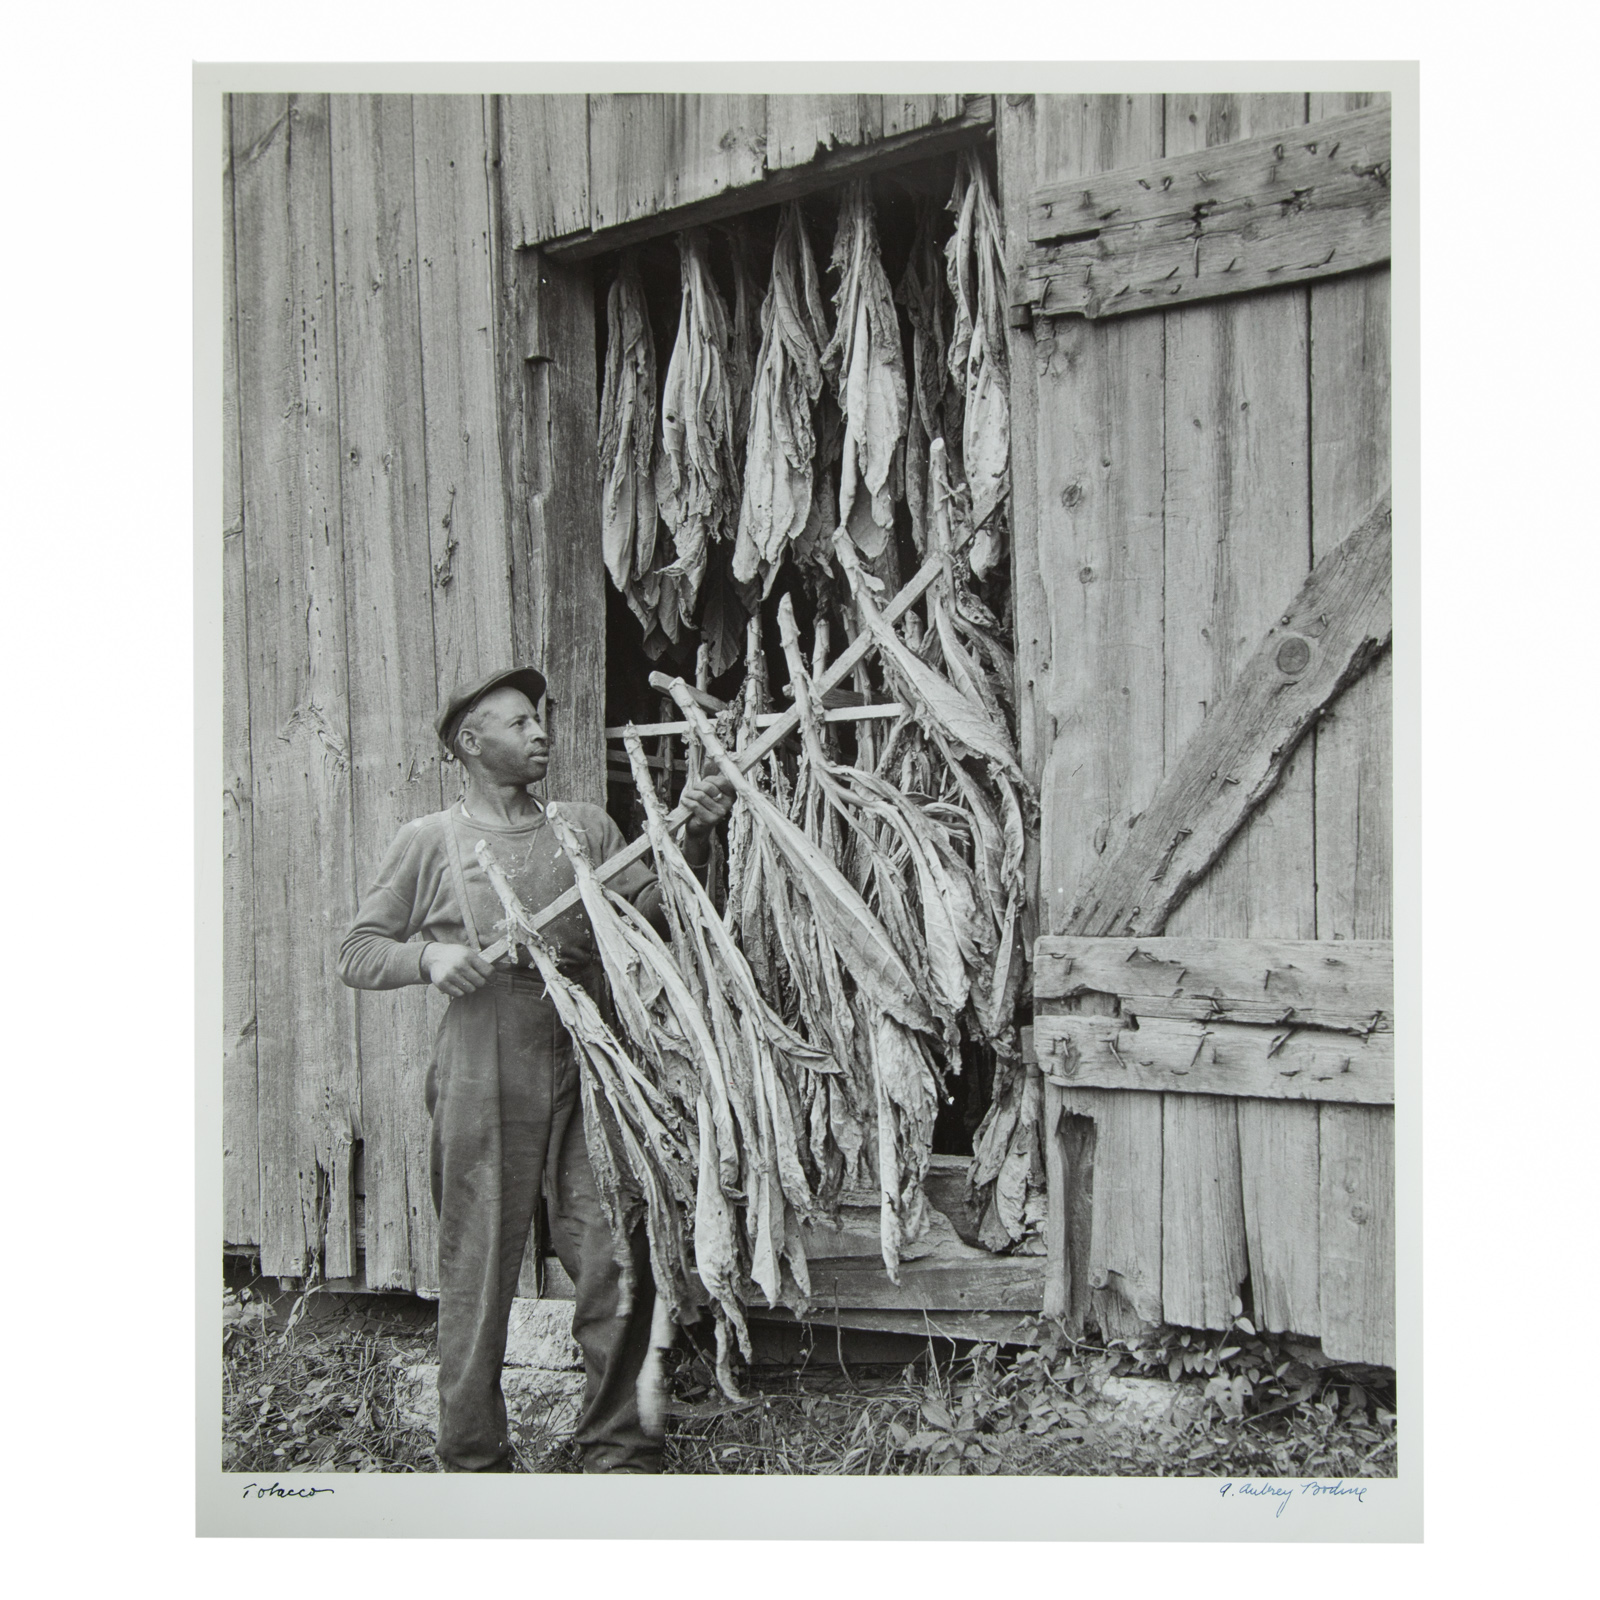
[1020,103,1390,319]
[477,536,972,964]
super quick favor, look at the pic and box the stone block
[504,1297,583,1369]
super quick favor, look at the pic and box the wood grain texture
[1307,93,1394,1371]
[996,94,1045,952]
[1160,93,1315,948]
[222,98,261,1251]
[1161,1092,1247,1330]
[328,94,443,1292]
[1050,1085,1162,1340]
[1033,96,1167,939]
[1041,1080,1068,1317]
[525,252,606,806]
[1037,1011,1392,1104]
[1027,95,1168,1343]
[1319,1102,1394,1363]
[1153,94,1312,1339]
[764,95,883,170]
[1310,93,1393,943]
[498,94,590,246]
[1022,104,1390,319]
[546,98,995,263]
[802,1257,1043,1312]
[413,96,516,705]
[231,93,361,1279]
[1066,493,1391,939]
[881,93,965,138]
[587,94,766,230]
[1237,1098,1321,1333]
[1034,935,1392,1028]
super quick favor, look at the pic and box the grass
[222,1274,1396,1478]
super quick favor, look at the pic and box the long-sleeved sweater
[337,800,672,990]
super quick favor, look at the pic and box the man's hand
[423,942,495,997]
[679,771,735,864]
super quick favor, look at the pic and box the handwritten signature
[1220,1480,1368,1518]
[240,1480,335,1501]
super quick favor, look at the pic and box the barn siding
[500,92,978,248]
[224,93,565,1286]
[222,105,260,1251]
[231,92,363,1280]
[1016,92,1393,1359]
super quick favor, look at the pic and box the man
[338,666,732,1473]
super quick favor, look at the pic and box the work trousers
[425,967,659,1472]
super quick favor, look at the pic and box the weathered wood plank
[881,93,965,138]
[1146,98,1315,1340]
[801,1257,1043,1312]
[1023,104,1390,319]
[1310,93,1393,943]
[1041,1081,1069,1319]
[995,94,1044,954]
[1319,1103,1394,1364]
[1064,492,1391,939]
[1237,1098,1321,1334]
[587,94,766,231]
[764,95,883,171]
[525,252,606,805]
[222,99,260,1251]
[544,98,995,263]
[413,96,516,703]
[1161,1093,1247,1330]
[1034,935,1392,1029]
[490,137,543,677]
[328,94,444,1292]
[1160,92,1315,948]
[498,94,590,246]
[1037,1011,1392,1105]
[231,92,361,1279]
[1026,96,1168,1344]
[1034,95,1167,939]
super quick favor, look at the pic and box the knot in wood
[1275,636,1312,676]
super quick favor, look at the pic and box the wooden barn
[222,89,1394,1367]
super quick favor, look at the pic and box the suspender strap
[440,808,483,953]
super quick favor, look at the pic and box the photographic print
[215,77,1402,1524]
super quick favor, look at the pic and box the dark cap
[435,665,548,754]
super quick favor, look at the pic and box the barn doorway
[593,148,1010,1159]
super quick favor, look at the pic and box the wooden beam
[1034,935,1392,1033]
[1022,104,1389,319]
[1035,1010,1393,1105]
[1063,492,1392,939]
[799,1256,1044,1313]
[541,96,993,261]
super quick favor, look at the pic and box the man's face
[459,687,549,785]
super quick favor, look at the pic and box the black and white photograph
[214,76,1406,1515]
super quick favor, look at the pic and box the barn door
[997,93,1393,1364]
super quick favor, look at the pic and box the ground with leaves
[222,1275,1396,1477]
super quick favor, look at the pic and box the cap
[435,665,548,754]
